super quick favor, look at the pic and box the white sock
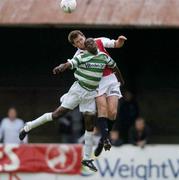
[24,113,53,132]
[83,131,93,160]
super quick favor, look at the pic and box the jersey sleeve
[68,54,81,69]
[96,37,115,48]
[105,55,116,68]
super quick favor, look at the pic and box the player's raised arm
[52,62,71,74]
[53,54,82,75]
[98,36,127,48]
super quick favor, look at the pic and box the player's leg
[96,95,110,140]
[19,81,80,140]
[95,75,114,146]
[106,81,122,131]
[106,95,119,130]
[19,106,70,140]
[81,113,97,172]
[95,95,111,152]
[96,95,108,118]
[83,113,95,160]
[95,74,121,156]
[80,93,97,172]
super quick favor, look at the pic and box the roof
[0,0,179,27]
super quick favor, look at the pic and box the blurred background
[0,0,179,144]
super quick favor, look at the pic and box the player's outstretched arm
[114,36,127,48]
[53,62,71,74]
[99,36,127,48]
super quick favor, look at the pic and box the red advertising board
[0,144,82,174]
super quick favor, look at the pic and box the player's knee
[83,113,95,131]
[97,107,108,117]
[86,125,94,131]
[97,104,108,117]
[108,109,117,120]
[97,104,106,112]
[52,107,69,120]
[52,112,60,120]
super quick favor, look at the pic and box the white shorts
[60,81,97,114]
[96,73,122,98]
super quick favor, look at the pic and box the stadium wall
[0,0,179,27]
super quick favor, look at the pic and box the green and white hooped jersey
[68,51,116,91]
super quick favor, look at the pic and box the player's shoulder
[74,50,84,59]
[97,51,109,60]
[74,49,84,57]
[78,50,89,57]
[94,37,101,41]
[95,37,110,42]
[76,48,84,54]
[76,51,92,62]
[98,51,108,56]
[94,37,107,40]
[95,37,103,44]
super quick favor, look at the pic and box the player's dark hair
[85,38,98,55]
[68,30,85,44]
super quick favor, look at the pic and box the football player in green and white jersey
[19,38,120,172]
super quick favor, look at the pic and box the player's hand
[53,64,66,74]
[118,35,127,41]
[115,36,127,48]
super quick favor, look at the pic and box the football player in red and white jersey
[68,30,126,168]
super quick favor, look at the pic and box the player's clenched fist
[53,64,66,74]
[53,62,71,74]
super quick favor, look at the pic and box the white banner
[1,145,179,180]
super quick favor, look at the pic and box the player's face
[73,35,86,49]
[85,38,98,55]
